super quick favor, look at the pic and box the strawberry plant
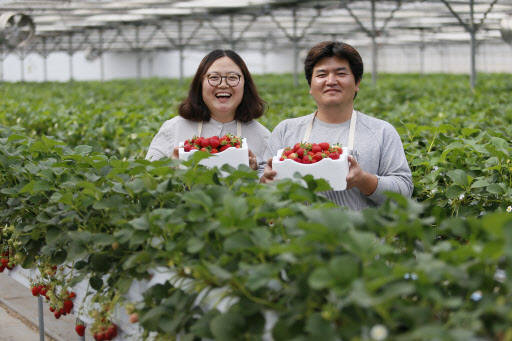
[1,73,512,340]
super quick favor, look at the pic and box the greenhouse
[1,0,512,340]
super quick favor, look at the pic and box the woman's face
[202,56,245,123]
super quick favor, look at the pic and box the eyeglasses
[204,73,242,87]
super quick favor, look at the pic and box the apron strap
[197,120,241,137]
[302,110,357,150]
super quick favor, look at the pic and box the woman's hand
[248,149,258,170]
[259,158,276,183]
[172,146,179,159]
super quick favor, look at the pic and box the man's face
[309,56,360,109]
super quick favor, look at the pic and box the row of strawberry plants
[1,125,512,340]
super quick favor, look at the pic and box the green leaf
[305,313,336,341]
[19,180,52,193]
[210,311,245,341]
[446,185,464,199]
[486,184,504,194]
[90,275,103,291]
[447,169,468,187]
[186,237,205,253]
[74,145,93,155]
[308,267,331,290]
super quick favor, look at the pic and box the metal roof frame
[1,0,512,86]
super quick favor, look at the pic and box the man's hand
[259,158,276,183]
[248,149,258,170]
[346,155,378,196]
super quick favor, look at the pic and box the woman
[146,49,270,171]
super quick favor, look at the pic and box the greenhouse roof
[1,0,512,54]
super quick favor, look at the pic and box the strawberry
[64,300,74,314]
[183,144,192,152]
[54,310,61,319]
[313,153,323,162]
[293,157,303,163]
[107,324,118,338]
[296,148,305,158]
[311,144,322,153]
[0,258,8,267]
[0,266,4,273]
[219,145,230,152]
[319,142,330,151]
[49,306,55,312]
[200,138,210,148]
[329,152,340,160]
[94,332,105,341]
[75,324,86,336]
[31,285,41,296]
[283,149,294,157]
[209,138,220,148]
[210,148,218,154]
[129,313,139,323]
[68,291,76,299]
[292,143,301,152]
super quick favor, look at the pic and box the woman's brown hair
[178,49,267,122]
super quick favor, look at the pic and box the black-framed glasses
[204,73,242,87]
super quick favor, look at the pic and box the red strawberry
[94,332,105,341]
[0,266,5,273]
[31,286,41,296]
[329,152,340,160]
[107,324,118,338]
[64,300,74,314]
[210,148,218,154]
[220,145,230,152]
[292,143,301,152]
[319,142,330,151]
[296,148,304,158]
[200,138,210,148]
[293,157,303,163]
[40,287,47,296]
[209,138,220,148]
[49,306,55,312]
[311,144,322,153]
[68,291,76,299]
[313,153,323,162]
[183,144,192,152]
[54,311,61,319]
[75,324,86,336]
[283,149,294,157]
[0,258,8,267]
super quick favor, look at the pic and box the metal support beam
[68,33,74,81]
[469,0,476,90]
[38,296,45,341]
[371,0,377,85]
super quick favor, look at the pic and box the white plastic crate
[178,137,249,169]
[272,147,349,191]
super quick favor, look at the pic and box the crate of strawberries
[179,134,249,169]
[272,142,349,190]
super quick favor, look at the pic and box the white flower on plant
[459,194,465,200]
[470,290,482,302]
[438,112,444,118]
[131,133,137,139]
[494,269,506,283]
[507,206,512,213]
[370,324,388,340]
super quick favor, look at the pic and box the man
[260,41,413,210]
